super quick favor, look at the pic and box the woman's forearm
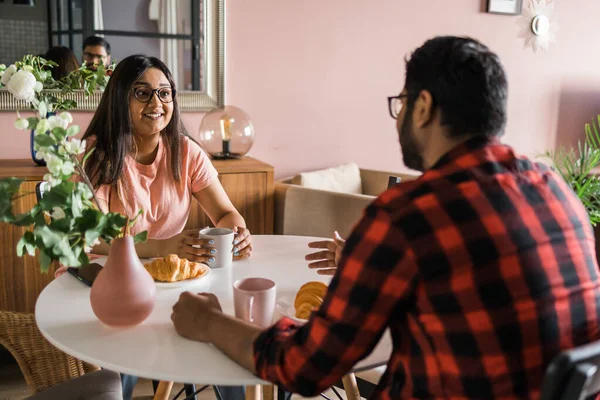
[90,211,246,259]
[215,211,246,229]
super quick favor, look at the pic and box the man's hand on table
[305,231,345,275]
[171,291,262,374]
[171,292,223,342]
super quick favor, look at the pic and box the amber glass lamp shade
[197,106,255,159]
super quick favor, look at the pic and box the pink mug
[233,278,276,328]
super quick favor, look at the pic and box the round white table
[36,235,392,385]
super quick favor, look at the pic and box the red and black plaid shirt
[254,137,600,399]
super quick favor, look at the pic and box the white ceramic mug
[198,227,234,269]
[233,278,277,328]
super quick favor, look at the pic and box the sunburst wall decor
[517,0,559,53]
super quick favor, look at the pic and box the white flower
[47,115,68,130]
[0,65,16,86]
[78,139,87,154]
[38,101,48,118]
[34,81,43,93]
[0,64,6,69]
[77,182,94,200]
[6,70,37,102]
[71,193,83,217]
[82,185,93,200]
[51,207,66,220]
[14,118,29,130]
[84,238,101,253]
[61,161,75,176]
[35,118,50,135]
[35,150,49,161]
[43,173,62,188]
[46,155,64,175]
[58,112,73,124]
[65,138,86,155]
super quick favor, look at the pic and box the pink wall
[1,0,599,179]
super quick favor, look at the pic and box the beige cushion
[291,163,362,194]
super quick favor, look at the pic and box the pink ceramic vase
[90,236,156,327]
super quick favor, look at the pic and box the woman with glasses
[80,54,250,400]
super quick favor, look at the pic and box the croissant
[144,254,206,282]
[294,281,328,319]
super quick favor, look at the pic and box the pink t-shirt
[95,135,218,239]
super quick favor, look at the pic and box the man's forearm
[207,310,263,374]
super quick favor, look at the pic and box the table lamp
[198,106,255,159]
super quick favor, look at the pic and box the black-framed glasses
[83,52,107,62]
[387,94,409,119]
[132,87,175,104]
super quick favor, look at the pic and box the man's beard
[399,110,425,172]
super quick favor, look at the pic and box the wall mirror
[0,0,224,111]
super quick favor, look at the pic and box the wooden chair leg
[262,385,275,400]
[245,384,261,400]
[342,373,361,400]
[153,380,174,400]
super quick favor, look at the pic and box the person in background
[170,36,600,399]
[44,46,79,80]
[82,36,111,70]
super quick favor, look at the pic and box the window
[48,0,203,90]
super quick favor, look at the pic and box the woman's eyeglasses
[387,94,409,119]
[132,87,175,104]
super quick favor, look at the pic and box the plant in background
[545,115,600,226]
[0,56,145,271]
[0,55,113,111]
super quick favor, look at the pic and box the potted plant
[545,115,600,262]
[0,56,154,326]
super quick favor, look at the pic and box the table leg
[341,374,361,400]
[245,385,261,400]
[262,385,275,400]
[153,381,174,400]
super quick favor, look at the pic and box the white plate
[141,258,211,289]
[276,295,307,324]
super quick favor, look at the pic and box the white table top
[36,235,391,385]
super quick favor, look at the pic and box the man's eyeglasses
[387,94,409,119]
[83,52,107,61]
[132,87,175,104]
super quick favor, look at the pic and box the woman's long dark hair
[44,46,79,80]
[83,54,190,189]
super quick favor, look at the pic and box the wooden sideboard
[0,157,274,313]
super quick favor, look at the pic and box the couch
[275,164,419,238]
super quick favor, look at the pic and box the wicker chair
[0,311,98,394]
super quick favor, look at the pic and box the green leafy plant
[545,115,600,226]
[0,55,145,272]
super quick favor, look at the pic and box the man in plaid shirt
[171,36,600,399]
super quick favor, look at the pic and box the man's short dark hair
[82,36,111,55]
[405,36,508,139]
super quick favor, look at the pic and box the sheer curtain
[93,0,104,33]
[158,0,181,88]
